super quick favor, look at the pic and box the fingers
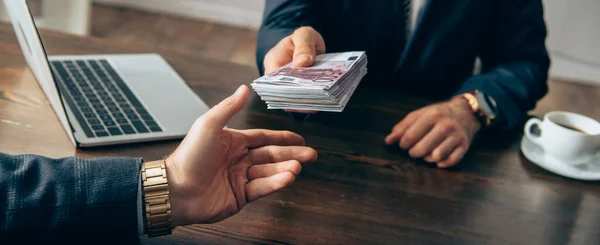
[408,123,450,158]
[437,146,467,168]
[197,85,249,130]
[263,27,325,74]
[385,111,421,145]
[424,136,461,163]
[291,27,325,67]
[246,171,296,202]
[399,116,435,150]
[247,145,318,164]
[242,129,305,148]
[387,102,474,168]
[248,160,301,180]
[244,144,318,203]
[264,38,293,74]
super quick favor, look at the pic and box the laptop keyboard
[49,59,163,138]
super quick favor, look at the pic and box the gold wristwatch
[141,160,172,237]
[461,90,498,129]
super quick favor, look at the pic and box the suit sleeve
[0,152,143,243]
[256,0,319,75]
[455,0,550,130]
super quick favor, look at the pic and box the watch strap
[141,160,172,237]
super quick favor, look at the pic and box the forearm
[0,153,143,243]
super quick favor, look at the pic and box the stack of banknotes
[251,51,367,112]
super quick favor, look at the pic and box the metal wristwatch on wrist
[141,160,173,237]
[460,90,498,130]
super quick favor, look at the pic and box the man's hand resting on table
[165,85,318,226]
[385,96,481,168]
[263,26,325,114]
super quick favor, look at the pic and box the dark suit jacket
[256,0,550,130]
[0,152,142,244]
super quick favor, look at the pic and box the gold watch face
[462,93,480,113]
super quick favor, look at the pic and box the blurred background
[0,0,598,86]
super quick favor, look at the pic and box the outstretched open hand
[166,85,318,226]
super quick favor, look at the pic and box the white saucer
[520,136,600,181]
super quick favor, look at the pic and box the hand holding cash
[251,51,368,112]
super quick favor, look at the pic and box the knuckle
[266,146,277,162]
[439,121,456,134]
[427,109,443,120]
[193,116,210,131]
[281,130,291,142]
[259,130,269,142]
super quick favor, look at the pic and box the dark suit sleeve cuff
[0,154,145,243]
[455,74,522,130]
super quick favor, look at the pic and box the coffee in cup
[555,123,588,134]
[524,111,600,165]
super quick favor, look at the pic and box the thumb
[291,27,325,67]
[200,85,249,130]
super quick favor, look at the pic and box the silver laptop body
[4,0,210,147]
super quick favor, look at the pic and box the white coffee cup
[524,111,600,165]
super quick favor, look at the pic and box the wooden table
[1,23,600,245]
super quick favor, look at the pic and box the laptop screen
[3,0,76,146]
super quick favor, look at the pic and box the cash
[251,51,368,112]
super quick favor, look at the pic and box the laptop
[3,0,210,147]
